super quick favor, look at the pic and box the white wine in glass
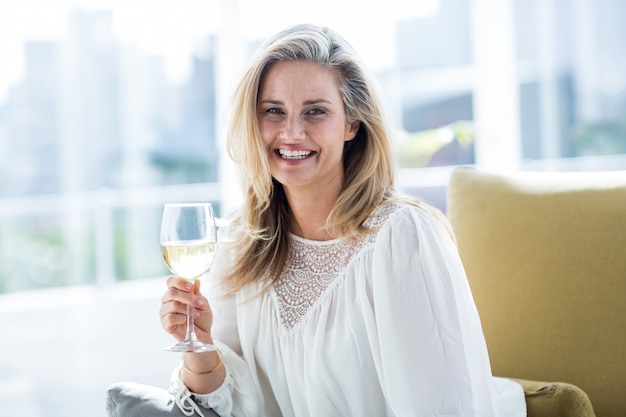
[160,203,218,352]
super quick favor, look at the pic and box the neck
[284,187,339,241]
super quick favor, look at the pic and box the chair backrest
[446,167,626,417]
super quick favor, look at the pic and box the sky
[0,0,439,101]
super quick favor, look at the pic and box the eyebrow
[258,98,334,105]
[304,99,333,105]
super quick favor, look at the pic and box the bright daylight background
[0,0,625,416]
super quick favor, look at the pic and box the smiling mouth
[277,149,313,160]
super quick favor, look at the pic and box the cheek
[258,121,275,147]
[319,126,350,152]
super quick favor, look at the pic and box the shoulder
[368,199,456,247]
[369,199,451,232]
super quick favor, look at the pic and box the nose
[280,115,305,142]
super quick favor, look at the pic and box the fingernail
[185,282,193,290]
[195,297,204,306]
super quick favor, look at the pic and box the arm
[369,205,498,416]
[160,231,260,417]
[161,277,226,393]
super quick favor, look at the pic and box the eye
[305,107,326,115]
[265,107,283,114]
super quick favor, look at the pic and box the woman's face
[257,60,359,196]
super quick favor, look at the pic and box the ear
[344,121,360,142]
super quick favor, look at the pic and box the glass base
[165,340,218,353]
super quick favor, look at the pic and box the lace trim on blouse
[273,203,397,330]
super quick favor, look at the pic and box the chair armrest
[106,382,219,417]
[511,378,596,417]
[106,378,596,417]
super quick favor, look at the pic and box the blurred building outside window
[0,0,624,294]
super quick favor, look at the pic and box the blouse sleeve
[368,204,502,416]
[169,224,261,417]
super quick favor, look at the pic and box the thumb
[193,278,201,295]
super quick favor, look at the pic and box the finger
[161,286,192,305]
[161,287,209,313]
[165,275,194,292]
[161,311,187,330]
[191,280,210,310]
[159,303,187,335]
[161,274,198,305]
[160,297,187,317]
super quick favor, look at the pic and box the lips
[277,149,313,160]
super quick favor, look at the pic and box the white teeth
[278,149,312,159]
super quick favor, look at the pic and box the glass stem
[185,304,200,343]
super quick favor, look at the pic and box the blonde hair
[222,24,403,294]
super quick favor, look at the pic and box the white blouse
[170,203,526,417]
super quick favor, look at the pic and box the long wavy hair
[221,24,403,294]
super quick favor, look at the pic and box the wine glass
[160,202,218,352]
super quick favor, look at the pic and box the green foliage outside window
[395,121,475,168]
[571,118,626,156]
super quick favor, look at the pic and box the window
[0,2,624,414]
[2,0,625,292]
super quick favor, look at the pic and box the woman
[160,24,526,417]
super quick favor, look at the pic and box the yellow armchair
[446,167,626,417]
